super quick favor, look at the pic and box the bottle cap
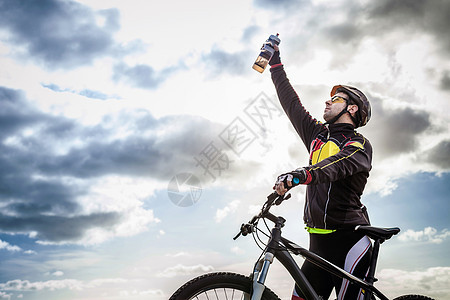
[269,34,281,45]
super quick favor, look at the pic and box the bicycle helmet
[330,85,371,128]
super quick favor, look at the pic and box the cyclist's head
[330,85,371,128]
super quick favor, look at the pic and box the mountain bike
[169,188,434,300]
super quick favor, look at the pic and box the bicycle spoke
[190,288,248,300]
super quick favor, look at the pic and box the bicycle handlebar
[233,173,303,240]
[233,189,292,240]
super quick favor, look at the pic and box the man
[269,46,373,300]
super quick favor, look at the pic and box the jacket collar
[328,123,355,135]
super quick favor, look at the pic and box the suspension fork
[250,215,284,300]
[251,251,274,300]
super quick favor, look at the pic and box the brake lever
[233,223,254,240]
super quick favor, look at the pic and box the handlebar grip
[267,191,279,202]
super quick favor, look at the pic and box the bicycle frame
[251,211,389,300]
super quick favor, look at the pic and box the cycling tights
[292,230,372,300]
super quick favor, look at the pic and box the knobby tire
[393,295,435,300]
[169,272,280,300]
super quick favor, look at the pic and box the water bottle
[252,34,281,73]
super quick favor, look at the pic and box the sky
[0,0,449,299]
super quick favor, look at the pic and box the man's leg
[291,233,334,300]
[331,233,372,300]
[291,260,334,299]
[291,231,372,300]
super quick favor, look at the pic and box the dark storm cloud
[424,140,450,169]
[0,85,222,243]
[0,0,120,68]
[0,88,42,138]
[368,96,432,157]
[37,113,222,179]
[0,168,83,217]
[0,212,121,242]
[322,23,361,44]
[1,86,219,181]
[0,86,86,214]
[440,72,450,91]
[260,0,450,82]
[366,0,450,45]
[320,0,450,56]
[2,84,248,181]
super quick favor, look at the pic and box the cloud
[41,83,119,100]
[37,114,222,180]
[0,239,36,254]
[0,88,104,243]
[0,278,128,292]
[137,289,164,296]
[367,96,432,157]
[377,267,450,299]
[398,227,450,244]
[119,289,165,297]
[231,246,245,255]
[0,0,123,69]
[0,86,225,244]
[201,48,253,77]
[77,89,116,100]
[423,140,450,169]
[215,200,240,223]
[0,212,121,243]
[0,240,21,252]
[0,87,44,138]
[157,264,214,278]
[440,71,450,91]
[363,0,450,55]
[1,86,215,179]
[0,279,83,292]
[253,0,304,10]
[308,0,450,58]
[112,62,182,89]
[241,25,261,42]
[50,271,64,277]
[165,252,191,258]
[258,0,450,80]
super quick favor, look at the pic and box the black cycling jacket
[271,65,372,229]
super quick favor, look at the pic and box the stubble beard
[323,109,333,123]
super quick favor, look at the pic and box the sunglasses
[330,95,348,104]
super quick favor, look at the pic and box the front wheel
[169,272,281,300]
[393,295,435,300]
